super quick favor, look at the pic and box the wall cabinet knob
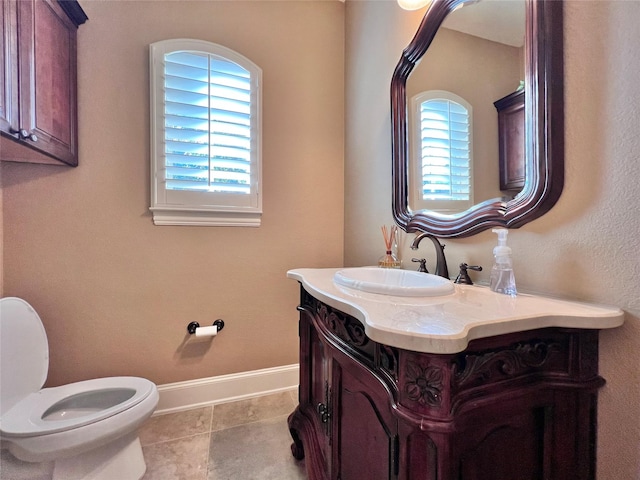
[7,127,38,142]
[16,129,37,142]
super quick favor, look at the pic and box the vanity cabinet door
[289,306,332,480]
[0,0,85,166]
[290,292,399,480]
[454,397,550,479]
[331,352,398,480]
[309,317,332,471]
[453,389,595,480]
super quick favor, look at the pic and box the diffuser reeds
[379,225,400,268]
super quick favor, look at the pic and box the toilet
[0,297,159,480]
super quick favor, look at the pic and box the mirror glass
[392,0,564,238]
[407,0,525,214]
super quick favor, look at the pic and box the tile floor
[140,389,306,480]
[0,390,307,480]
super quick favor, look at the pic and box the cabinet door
[0,0,18,134]
[495,90,525,191]
[457,410,547,479]
[332,355,398,480]
[309,318,332,468]
[454,397,553,480]
[16,0,78,165]
[291,308,332,479]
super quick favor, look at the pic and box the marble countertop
[287,268,625,354]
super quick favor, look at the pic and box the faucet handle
[411,258,429,273]
[454,263,483,285]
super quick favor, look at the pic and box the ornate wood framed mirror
[391,0,563,237]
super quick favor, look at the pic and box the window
[410,90,473,213]
[150,39,262,226]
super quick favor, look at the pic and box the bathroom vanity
[287,268,623,480]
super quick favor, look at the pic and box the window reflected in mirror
[410,90,473,213]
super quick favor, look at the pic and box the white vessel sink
[333,267,454,297]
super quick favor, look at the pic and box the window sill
[150,207,261,227]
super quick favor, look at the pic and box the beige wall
[1,0,344,387]
[345,1,640,477]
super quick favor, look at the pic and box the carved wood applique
[305,293,369,348]
[404,361,444,407]
[320,304,368,347]
[453,340,562,387]
[379,345,399,381]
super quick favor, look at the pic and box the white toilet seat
[2,384,158,464]
[0,376,156,437]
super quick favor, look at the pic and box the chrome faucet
[410,233,449,279]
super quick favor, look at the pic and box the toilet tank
[0,298,49,416]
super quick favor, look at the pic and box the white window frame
[149,39,262,226]
[410,90,473,214]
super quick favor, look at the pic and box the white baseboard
[154,364,300,415]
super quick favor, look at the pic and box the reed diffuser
[378,225,401,268]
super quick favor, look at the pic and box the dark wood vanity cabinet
[289,288,604,480]
[0,0,87,166]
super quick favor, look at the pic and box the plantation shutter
[419,99,471,201]
[164,52,252,194]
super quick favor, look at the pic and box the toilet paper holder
[187,319,225,335]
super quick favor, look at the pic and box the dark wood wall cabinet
[494,89,525,192]
[289,287,606,480]
[1,0,87,166]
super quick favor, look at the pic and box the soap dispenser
[490,228,517,296]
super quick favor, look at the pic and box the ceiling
[442,0,526,48]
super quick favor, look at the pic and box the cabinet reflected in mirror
[392,0,564,237]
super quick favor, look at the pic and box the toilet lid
[0,298,49,415]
